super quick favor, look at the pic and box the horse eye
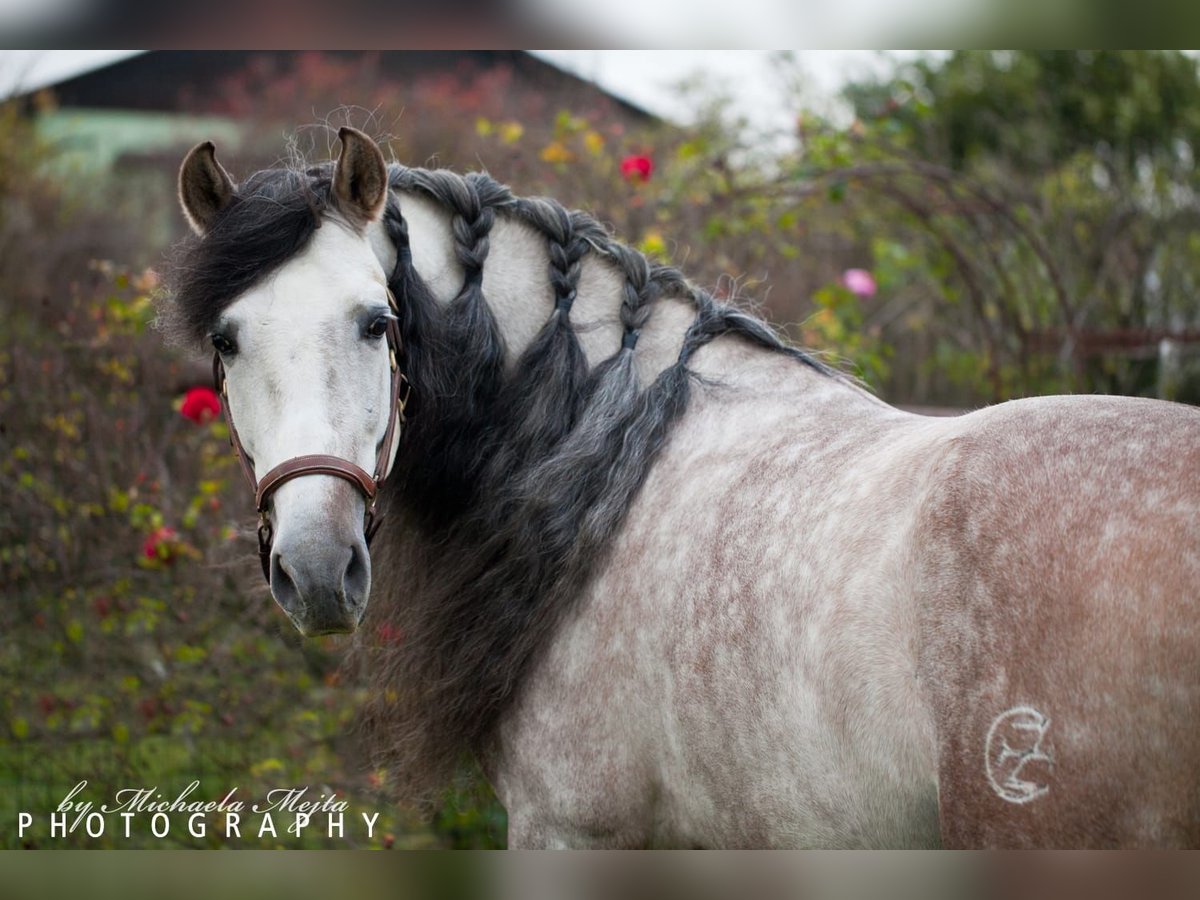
[365,315,391,339]
[211,333,236,356]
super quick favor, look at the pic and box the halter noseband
[213,288,411,583]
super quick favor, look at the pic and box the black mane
[162,161,832,802]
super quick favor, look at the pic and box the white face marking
[985,705,1054,804]
[216,219,395,630]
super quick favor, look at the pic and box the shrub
[0,97,499,847]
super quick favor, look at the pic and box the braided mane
[363,164,831,802]
[162,159,831,803]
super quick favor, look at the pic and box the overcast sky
[534,50,916,130]
[1,50,920,133]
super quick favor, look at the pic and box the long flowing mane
[163,158,834,802]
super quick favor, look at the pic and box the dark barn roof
[44,51,656,124]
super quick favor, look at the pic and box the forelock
[159,164,335,347]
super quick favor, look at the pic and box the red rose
[180,387,221,424]
[143,526,179,563]
[620,154,653,183]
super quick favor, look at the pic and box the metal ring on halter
[214,288,410,584]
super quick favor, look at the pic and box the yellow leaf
[583,130,605,155]
[499,121,524,145]
[11,717,28,740]
[251,758,285,778]
[174,644,207,664]
[639,230,667,259]
[539,141,574,164]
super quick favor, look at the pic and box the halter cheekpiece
[213,287,411,583]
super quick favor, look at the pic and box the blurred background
[2,49,1199,848]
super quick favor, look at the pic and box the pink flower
[376,622,404,645]
[620,154,653,182]
[841,268,877,298]
[180,387,221,424]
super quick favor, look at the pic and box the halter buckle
[397,373,411,423]
[256,514,274,583]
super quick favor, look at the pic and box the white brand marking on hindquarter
[985,705,1054,804]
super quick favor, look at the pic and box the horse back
[915,395,1200,847]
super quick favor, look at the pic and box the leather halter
[213,289,411,582]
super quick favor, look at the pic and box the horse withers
[161,127,1200,847]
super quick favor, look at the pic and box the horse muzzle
[268,527,371,636]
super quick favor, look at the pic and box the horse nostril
[343,543,370,607]
[270,552,302,615]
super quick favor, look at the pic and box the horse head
[176,128,402,636]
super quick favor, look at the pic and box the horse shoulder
[494,360,951,847]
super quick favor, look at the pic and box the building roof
[1,50,142,98]
[5,50,656,122]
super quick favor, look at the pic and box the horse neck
[355,174,863,791]
[366,172,850,536]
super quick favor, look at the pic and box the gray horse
[161,128,1200,848]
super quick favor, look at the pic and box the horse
[160,127,1200,848]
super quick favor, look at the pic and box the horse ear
[178,141,236,237]
[332,127,388,227]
